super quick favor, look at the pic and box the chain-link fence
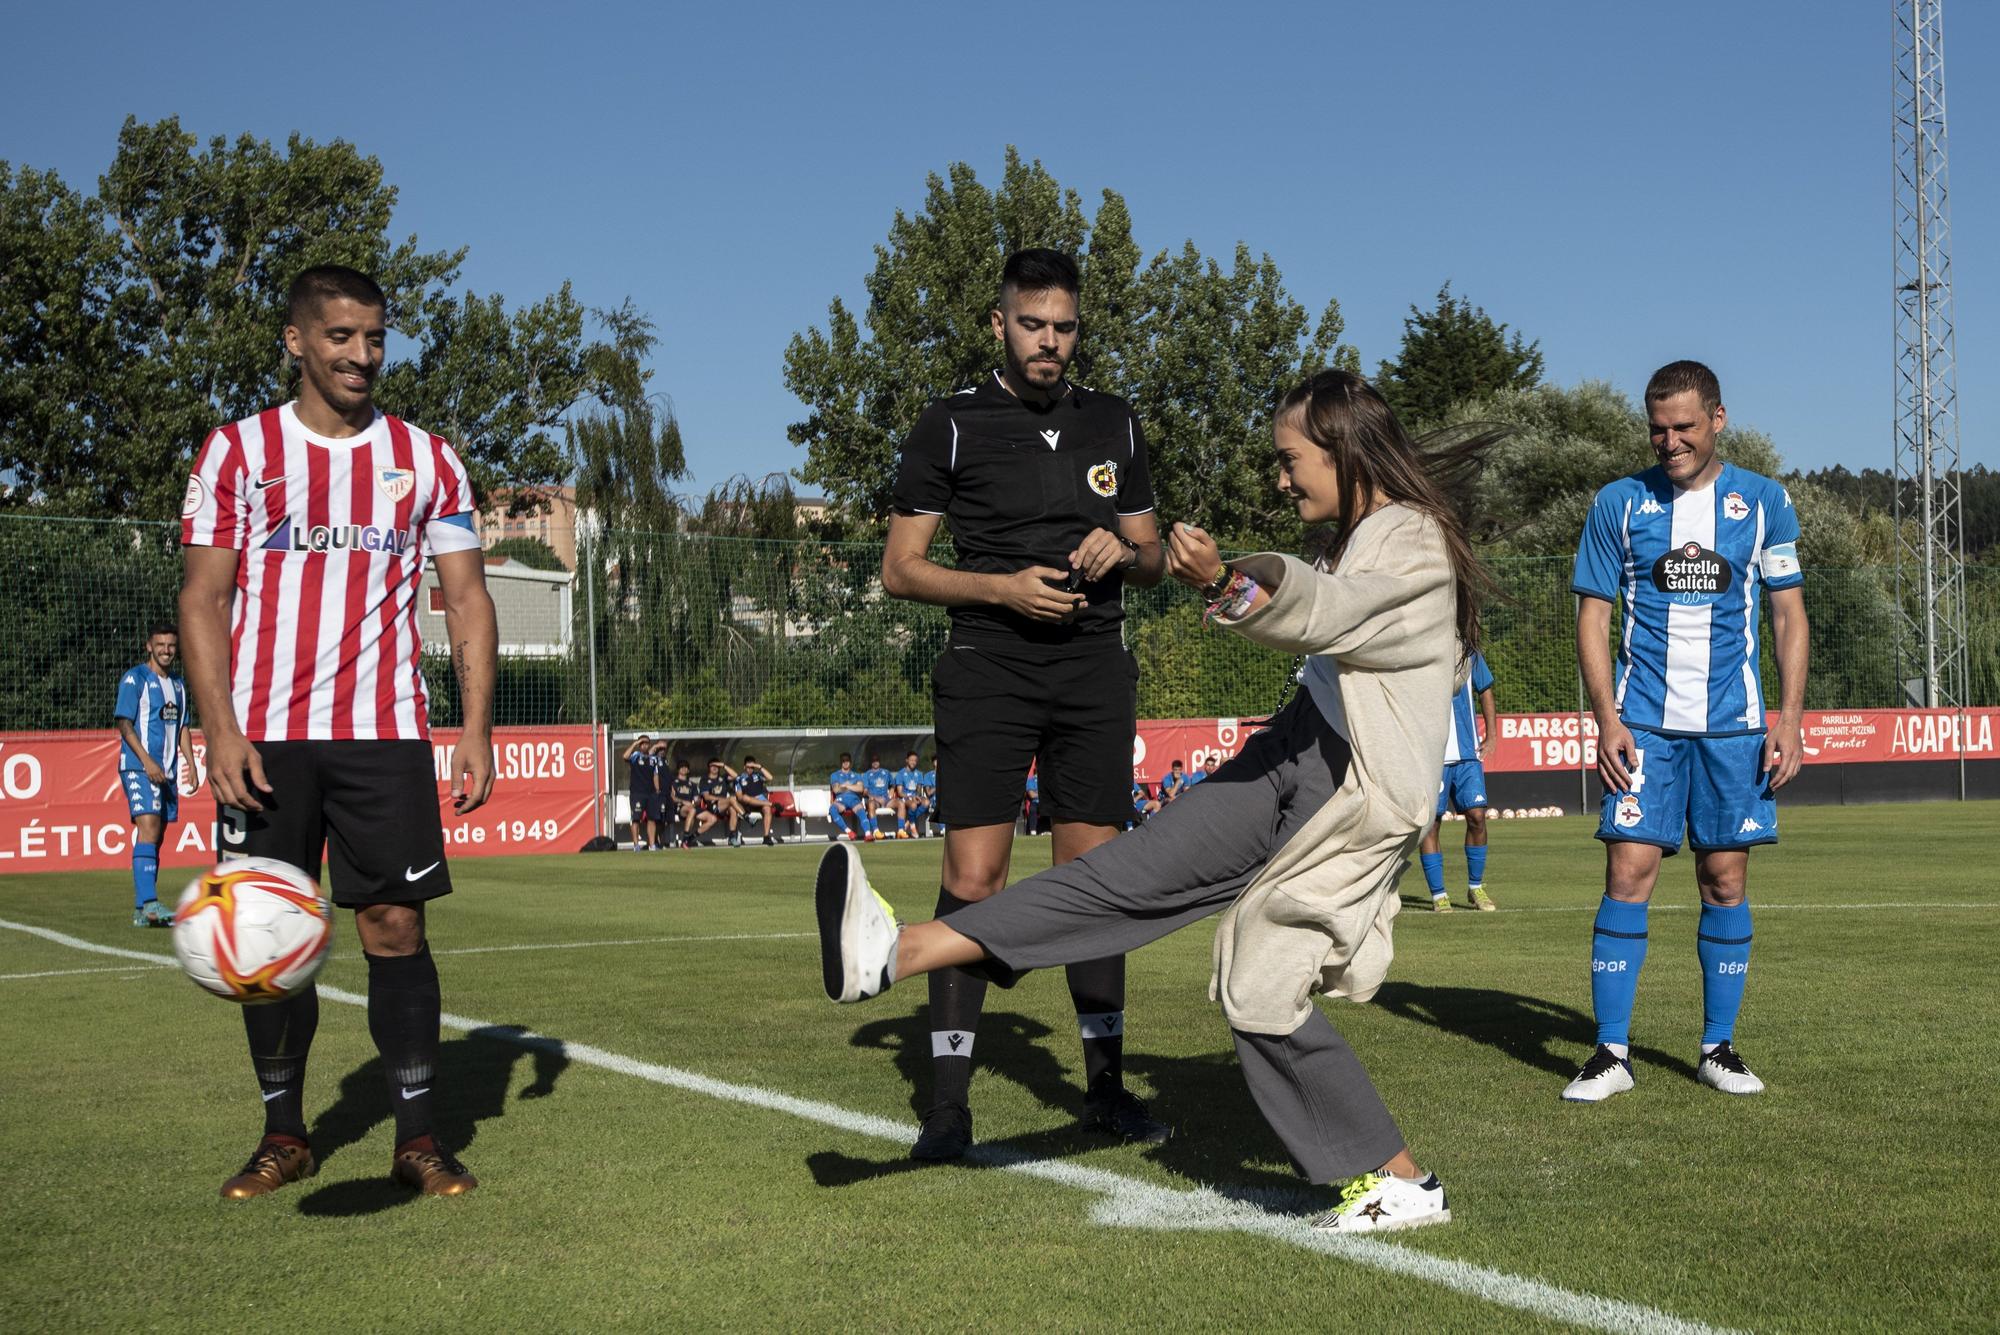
[3,513,1994,734]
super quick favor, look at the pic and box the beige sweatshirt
[1204,504,1459,1035]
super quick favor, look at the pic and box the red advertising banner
[0,726,604,874]
[1134,709,2000,780]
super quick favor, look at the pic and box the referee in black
[882,248,1171,1159]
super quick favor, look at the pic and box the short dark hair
[839,752,852,763]
[867,754,880,765]
[676,760,690,771]
[146,622,177,640]
[707,756,722,766]
[1170,759,1184,768]
[1644,360,1722,415]
[288,265,386,328]
[1000,248,1079,303]
[743,754,757,764]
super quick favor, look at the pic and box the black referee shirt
[892,371,1156,645]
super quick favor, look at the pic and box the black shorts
[932,637,1137,828]
[221,740,451,908]
[639,795,667,821]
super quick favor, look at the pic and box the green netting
[2,514,1992,733]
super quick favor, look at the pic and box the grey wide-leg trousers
[946,697,1406,1183]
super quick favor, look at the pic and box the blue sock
[1590,897,1649,1047]
[1420,852,1445,896]
[1697,901,1754,1045]
[861,810,876,836]
[132,842,159,910]
[1466,844,1488,887]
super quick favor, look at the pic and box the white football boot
[1696,1041,1765,1096]
[816,842,901,1003]
[1310,1172,1451,1233]
[1561,1044,1635,1103]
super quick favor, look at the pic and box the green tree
[0,116,644,519]
[486,536,565,570]
[1377,283,1543,428]
[1128,243,1356,547]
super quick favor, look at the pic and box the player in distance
[1419,650,1497,912]
[1562,360,1809,1103]
[114,624,200,926]
[822,369,1503,1231]
[180,264,498,1198]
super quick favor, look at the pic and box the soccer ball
[172,858,334,1004]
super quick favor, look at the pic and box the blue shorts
[1436,760,1488,817]
[1597,728,1777,855]
[834,793,864,810]
[120,768,177,823]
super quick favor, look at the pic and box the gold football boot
[391,1143,479,1195]
[220,1138,317,1199]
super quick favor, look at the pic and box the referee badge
[377,468,415,502]
[1087,461,1119,497]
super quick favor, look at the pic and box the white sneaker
[1696,1042,1765,1096]
[1561,1045,1635,1102]
[815,842,900,1003]
[1310,1171,1451,1233]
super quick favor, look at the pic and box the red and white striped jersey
[180,402,484,742]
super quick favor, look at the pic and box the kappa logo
[1614,794,1644,828]
[1637,497,1666,515]
[1722,491,1750,521]
[1738,817,1764,834]
[1087,460,1119,497]
[1039,428,1061,450]
[378,467,415,502]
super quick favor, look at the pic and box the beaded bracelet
[1204,570,1261,623]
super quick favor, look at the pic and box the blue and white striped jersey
[1571,463,1802,737]
[114,666,188,778]
[1443,651,1494,764]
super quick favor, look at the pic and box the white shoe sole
[815,843,893,1003]
[1317,1206,1453,1234]
[1561,1068,1635,1103]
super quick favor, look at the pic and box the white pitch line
[0,964,166,981]
[0,917,1734,1335]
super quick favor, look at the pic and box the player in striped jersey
[114,625,199,926]
[179,265,498,1197]
[1418,649,1496,912]
[1562,361,1809,1104]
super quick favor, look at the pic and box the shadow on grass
[816,1007,1308,1204]
[292,1024,568,1217]
[1368,981,1699,1082]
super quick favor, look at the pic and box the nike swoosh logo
[253,475,287,490]
[400,1087,429,1100]
[261,1089,285,1102]
[405,862,440,881]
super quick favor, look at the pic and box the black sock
[365,945,442,1148]
[1066,955,1126,1094]
[242,987,319,1141]
[927,888,987,1111]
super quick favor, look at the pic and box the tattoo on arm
[454,640,470,691]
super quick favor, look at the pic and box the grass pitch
[1,803,1994,1333]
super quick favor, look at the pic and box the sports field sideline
[1,802,1992,1333]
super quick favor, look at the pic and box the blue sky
[8,1,1995,494]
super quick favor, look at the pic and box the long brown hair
[1276,369,1502,654]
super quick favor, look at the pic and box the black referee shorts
[220,740,452,908]
[932,637,1138,829]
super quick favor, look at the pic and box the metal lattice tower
[1892,0,1969,709]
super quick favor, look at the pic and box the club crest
[1613,794,1643,828]
[1088,461,1119,497]
[1722,491,1750,521]
[377,468,415,502]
